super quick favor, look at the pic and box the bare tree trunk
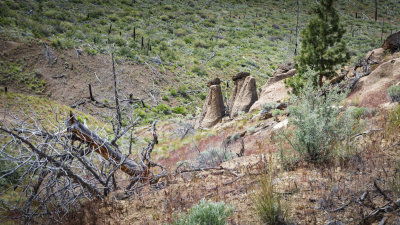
[112,52,122,136]
[374,0,378,22]
[294,0,300,56]
[381,16,385,42]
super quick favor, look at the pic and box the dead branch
[66,112,142,176]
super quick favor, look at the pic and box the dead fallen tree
[0,50,165,224]
[0,111,165,224]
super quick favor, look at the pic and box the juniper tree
[286,0,350,94]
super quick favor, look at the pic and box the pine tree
[286,0,350,94]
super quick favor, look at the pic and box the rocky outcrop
[347,54,400,107]
[228,72,258,117]
[383,31,400,53]
[365,48,386,62]
[249,63,296,112]
[195,84,225,129]
[207,77,221,87]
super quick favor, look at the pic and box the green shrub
[388,104,400,135]
[271,109,283,117]
[170,88,178,97]
[281,81,357,164]
[172,106,187,115]
[154,103,171,115]
[197,147,233,167]
[284,69,319,96]
[193,40,209,49]
[50,38,63,50]
[175,28,187,37]
[199,92,207,100]
[262,102,278,113]
[178,85,188,98]
[162,95,169,101]
[247,126,256,134]
[191,66,207,76]
[0,157,22,187]
[172,200,233,225]
[388,84,400,102]
[348,106,375,119]
[252,172,287,224]
[160,15,169,21]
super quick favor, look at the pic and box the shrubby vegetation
[252,159,288,224]
[197,147,233,167]
[172,200,233,225]
[279,79,359,166]
[388,84,400,102]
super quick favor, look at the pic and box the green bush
[388,84,400,102]
[197,147,233,167]
[169,88,178,97]
[172,200,233,225]
[193,40,209,49]
[199,92,207,100]
[284,69,319,96]
[154,103,171,115]
[175,28,187,37]
[172,106,187,115]
[162,95,169,101]
[50,38,63,50]
[178,85,189,98]
[0,158,22,187]
[281,81,357,164]
[262,102,278,113]
[191,66,207,76]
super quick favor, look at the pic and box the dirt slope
[0,39,177,115]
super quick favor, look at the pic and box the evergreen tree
[285,0,350,94]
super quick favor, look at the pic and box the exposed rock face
[195,84,225,129]
[365,48,385,62]
[232,72,250,81]
[348,56,400,107]
[207,77,221,87]
[249,63,296,112]
[228,73,258,118]
[383,31,400,53]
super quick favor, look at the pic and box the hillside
[1,0,400,112]
[1,0,400,225]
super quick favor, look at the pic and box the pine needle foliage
[286,0,350,94]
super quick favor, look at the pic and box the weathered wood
[67,112,142,176]
[88,84,94,101]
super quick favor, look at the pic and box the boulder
[232,72,250,81]
[228,74,258,117]
[347,56,400,107]
[207,77,221,87]
[365,48,385,62]
[195,84,225,129]
[382,31,400,53]
[249,67,296,112]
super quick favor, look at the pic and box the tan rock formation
[249,65,296,112]
[228,73,258,117]
[195,84,225,129]
[365,48,386,62]
[348,56,400,107]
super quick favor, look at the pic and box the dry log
[67,112,142,176]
